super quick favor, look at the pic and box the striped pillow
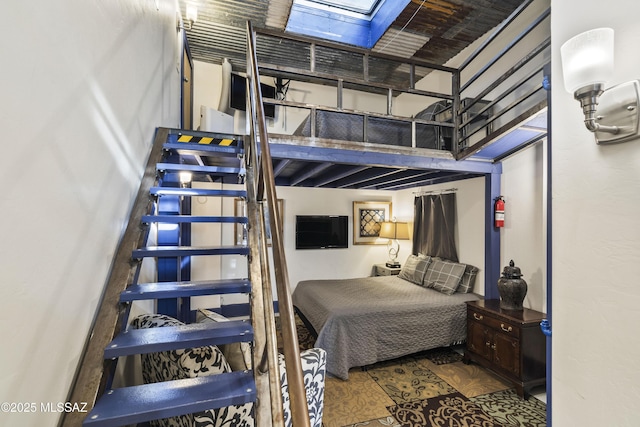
[398,254,431,285]
[423,259,466,295]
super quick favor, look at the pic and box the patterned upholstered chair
[131,313,326,427]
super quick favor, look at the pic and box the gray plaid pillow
[423,259,466,295]
[398,254,431,285]
[457,264,479,293]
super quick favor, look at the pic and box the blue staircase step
[120,279,251,301]
[132,246,249,259]
[83,371,256,426]
[164,141,244,157]
[105,320,253,359]
[142,215,248,224]
[157,163,245,176]
[150,187,246,198]
[168,130,243,145]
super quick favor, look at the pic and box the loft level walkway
[266,134,502,190]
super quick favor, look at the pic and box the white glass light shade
[186,5,198,23]
[179,171,192,184]
[560,28,614,94]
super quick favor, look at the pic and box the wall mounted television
[295,215,349,249]
[230,73,276,118]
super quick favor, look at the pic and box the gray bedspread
[292,275,480,380]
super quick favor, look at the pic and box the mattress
[292,275,480,380]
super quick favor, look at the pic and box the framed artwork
[352,201,392,245]
[234,198,284,246]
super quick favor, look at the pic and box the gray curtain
[412,193,458,262]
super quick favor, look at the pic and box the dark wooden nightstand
[374,264,401,276]
[463,299,546,398]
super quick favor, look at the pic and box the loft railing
[254,26,458,153]
[245,20,310,427]
[250,0,549,160]
[456,0,550,159]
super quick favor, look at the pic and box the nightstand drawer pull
[473,313,484,321]
[500,323,513,332]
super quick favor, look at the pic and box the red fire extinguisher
[495,196,505,228]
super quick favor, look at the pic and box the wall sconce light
[177,5,198,31]
[379,220,409,268]
[179,172,192,186]
[561,28,640,144]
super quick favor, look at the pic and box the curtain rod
[413,187,458,196]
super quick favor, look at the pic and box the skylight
[286,0,410,49]
[310,0,383,16]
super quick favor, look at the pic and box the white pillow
[197,309,252,371]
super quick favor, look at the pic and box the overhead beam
[269,137,501,174]
[336,168,405,188]
[313,165,370,187]
[289,162,334,186]
[381,172,477,191]
[273,159,292,177]
[359,169,440,189]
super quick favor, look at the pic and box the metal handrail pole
[247,20,311,427]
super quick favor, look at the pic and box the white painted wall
[552,1,640,425]
[0,0,182,425]
[501,142,547,313]
[279,186,406,289]
[188,181,486,295]
[193,60,389,136]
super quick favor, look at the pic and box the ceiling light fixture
[560,28,640,144]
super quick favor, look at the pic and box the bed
[291,255,481,380]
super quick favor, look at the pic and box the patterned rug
[276,312,316,352]
[388,392,508,427]
[416,346,464,365]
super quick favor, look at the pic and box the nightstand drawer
[374,264,401,276]
[468,308,520,339]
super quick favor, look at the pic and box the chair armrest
[279,348,327,427]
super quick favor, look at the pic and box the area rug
[417,346,464,365]
[366,357,457,404]
[276,313,316,352]
[387,392,508,427]
[471,389,547,427]
[323,370,397,427]
[426,361,512,398]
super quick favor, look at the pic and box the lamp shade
[560,28,614,94]
[379,222,409,240]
